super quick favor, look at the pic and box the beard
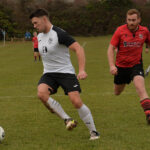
[128,24,138,32]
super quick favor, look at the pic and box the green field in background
[0,36,150,150]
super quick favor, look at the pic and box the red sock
[140,98,150,116]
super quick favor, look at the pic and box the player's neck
[44,22,52,33]
[129,25,139,33]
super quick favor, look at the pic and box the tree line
[0,0,150,39]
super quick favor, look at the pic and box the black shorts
[114,63,144,85]
[34,48,39,52]
[38,73,81,95]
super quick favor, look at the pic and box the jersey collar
[45,25,53,35]
[126,24,139,34]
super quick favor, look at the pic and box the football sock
[78,104,96,132]
[140,98,150,116]
[46,97,70,120]
[34,56,37,61]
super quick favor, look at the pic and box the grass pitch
[0,37,150,150]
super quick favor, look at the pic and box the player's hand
[77,70,87,80]
[110,66,118,75]
[145,48,149,53]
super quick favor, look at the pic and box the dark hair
[29,8,49,19]
[126,9,141,18]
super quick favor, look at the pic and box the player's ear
[138,17,141,24]
[42,16,47,22]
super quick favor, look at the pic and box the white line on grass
[0,92,136,100]
[82,41,87,48]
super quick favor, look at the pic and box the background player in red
[32,31,40,61]
[107,9,150,124]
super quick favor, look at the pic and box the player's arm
[145,32,150,53]
[32,42,34,50]
[145,28,150,52]
[145,44,149,53]
[107,44,118,75]
[57,27,87,80]
[69,42,87,80]
[32,38,34,50]
[107,28,120,75]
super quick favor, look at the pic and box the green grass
[0,37,150,150]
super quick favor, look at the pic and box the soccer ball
[0,126,5,142]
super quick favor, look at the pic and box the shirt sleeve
[53,26,76,47]
[110,27,120,47]
[58,30,76,47]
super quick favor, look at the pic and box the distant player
[107,9,150,124]
[25,31,31,41]
[29,8,99,140]
[32,31,40,61]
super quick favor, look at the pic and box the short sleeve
[110,27,120,47]
[53,26,76,47]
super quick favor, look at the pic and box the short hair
[29,8,49,19]
[126,9,141,18]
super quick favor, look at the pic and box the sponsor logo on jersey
[48,38,53,44]
[123,41,141,47]
[139,34,143,39]
[42,46,48,53]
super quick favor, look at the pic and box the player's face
[33,32,37,37]
[126,14,140,31]
[31,17,45,33]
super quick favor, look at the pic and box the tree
[0,4,17,38]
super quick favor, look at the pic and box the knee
[114,88,123,95]
[72,100,83,109]
[114,91,121,96]
[37,91,49,103]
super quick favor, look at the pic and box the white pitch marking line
[0,92,136,99]
[82,41,87,48]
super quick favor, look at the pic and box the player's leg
[38,52,41,61]
[36,48,41,61]
[68,91,99,140]
[34,52,37,61]
[114,84,126,95]
[133,75,149,100]
[113,67,131,95]
[133,75,150,124]
[59,73,99,139]
[37,83,53,111]
[37,74,71,121]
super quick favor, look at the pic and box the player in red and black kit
[107,9,150,124]
[32,31,40,61]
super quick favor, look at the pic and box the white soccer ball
[0,126,5,142]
